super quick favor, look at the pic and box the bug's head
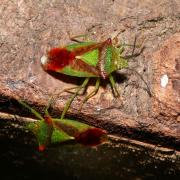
[110,47,129,72]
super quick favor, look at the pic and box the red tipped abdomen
[46,48,75,71]
[75,128,107,146]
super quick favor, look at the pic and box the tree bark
[0,0,179,149]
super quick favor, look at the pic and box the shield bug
[41,35,132,119]
[18,100,107,151]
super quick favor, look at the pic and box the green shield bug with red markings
[41,34,136,119]
[18,100,107,151]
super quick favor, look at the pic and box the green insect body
[41,38,128,78]
[19,101,107,151]
[41,37,129,119]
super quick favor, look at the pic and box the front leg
[109,74,120,97]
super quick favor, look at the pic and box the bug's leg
[64,86,79,93]
[44,94,56,117]
[121,46,145,59]
[44,86,86,118]
[130,33,138,56]
[72,24,102,42]
[52,87,85,102]
[44,86,86,117]
[120,34,145,58]
[79,78,100,112]
[60,77,90,120]
[111,31,138,48]
[109,74,120,97]
[70,34,89,43]
[18,100,44,121]
[18,99,56,123]
[118,45,125,54]
[64,86,86,95]
[111,31,123,45]
[117,43,144,59]
[67,32,89,43]
[126,67,152,97]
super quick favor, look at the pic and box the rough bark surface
[0,0,179,148]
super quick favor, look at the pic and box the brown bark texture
[0,0,179,149]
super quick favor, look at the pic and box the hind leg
[60,77,90,120]
[109,74,120,97]
[79,78,100,112]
